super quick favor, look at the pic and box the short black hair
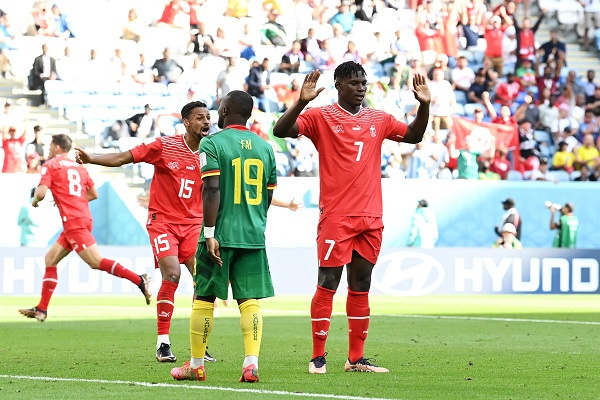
[181,101,208,120]
[34,125,42,132]
[224,90,253,119]
[334,61,366,82]
[51,134,72,152]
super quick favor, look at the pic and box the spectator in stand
[152,48,184,84]
[484,92,517,126]
[489,143,511,179]
[342,41,364,64]
[585,86,600,116]
[157,0,190,29]
[462,13,483,51]
[125,104,156,139]
[279,40,305,74]
[582,0,600,51]
[515,58,536,88]
[191,21,215,56]
[415,18,444,56]
[551,141,576,174]
[468,71,488,104]
[514,93,540,128]
[390,55,411,90]
[572,94,588,123]
[539,29,566,66]
[513,11,545,64]
[451,56,475,95]
[480,57,499,89]
[132,53,154,84]
[123,8,143,42]
[494,73,521,107]
[108,48,128,82]
[538,89,559,131]
[226,0,248,17]
[502,25,518,74]
[312,9,334,42]
[441,1,460,64]
[574,164,597,181]
[575,133,600,170]
[314,39,336,71]
[329,0,355,33]
[529,157,556,181]
[328,23,349,63]
[479,159,501,180]
[247,58,275,112]
[2,126,25,173]
[429,68,455,132]
[582,70,596,98]
[50,3,74,38]
[577,110,599,142]
[427,53,452,82]
[484,15,506,76]
[536,64,560,97]
[556,126,580,154]
[26,125,46,167]
[452,134,481,179]
[216,57,247,104]
[261,8,287,46]
[552,104,579,143]
[30,1,54,36]
[211,27,238,58]
[29,44,57,105]
[445,131,459,172]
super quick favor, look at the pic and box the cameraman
[549,202,578,248]
[493,223,522,249]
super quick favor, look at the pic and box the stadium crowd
[1,0,600,181]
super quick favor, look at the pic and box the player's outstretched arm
[271,196,304,211]
[202,175,222,266]
[273,70,324,138]
[75,147,134,167]
[404,73,431,144]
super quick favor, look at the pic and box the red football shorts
[146,222,200,268]
[316,216,384,267]
[57,218,96,253]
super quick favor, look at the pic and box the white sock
[243,355,258,369]
[190,357,205,369]
[157,334,170,350]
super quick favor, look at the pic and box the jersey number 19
[232,157,263,206]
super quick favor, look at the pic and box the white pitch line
[383,314,600,325]
[0,375,400,400]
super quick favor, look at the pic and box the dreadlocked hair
[333,61,366,82]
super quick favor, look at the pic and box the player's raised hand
[74,147,91,164]
[207,238,222,267]
[299,70,325,103]
[412,73,431,105]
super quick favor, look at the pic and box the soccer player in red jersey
[18,134,151,323]
[273,62,431,373]
[76,101,211,363]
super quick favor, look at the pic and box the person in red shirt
[18,134,151,323]
[489,144,511,179]
[2,126,26,173]
[273,62,431,374]
[494,73,521,107]
[484,16,505,76]
[76,101,211,363]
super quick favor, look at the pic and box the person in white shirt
[451,56,475,94]
[429,68,456,131]
[582,0,600,50]
[502,25,518,74]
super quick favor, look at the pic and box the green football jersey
[199,126,277,248]
[552,215,579,248]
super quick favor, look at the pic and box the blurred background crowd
[1,0,599,183]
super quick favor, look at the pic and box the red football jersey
[130,134,202,224]
[39,154,94,224]
[297,104,407,217]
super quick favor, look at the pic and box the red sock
[37,266,58,311]
[310,285,336,359]
[157,280,178,335]
[99,258,142,286]
[347,289,370,363]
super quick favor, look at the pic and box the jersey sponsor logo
[314,329,328,336]
[372,251,445,296]
[370,124,376,137]
[352,124,361,131]
[332,125,344,133]
[167,161,179,170]
[186,165,196,171]
[200,152,207,167]
[158,311,171,318]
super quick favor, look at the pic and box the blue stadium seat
[570,170,581,180]
[463,103,485,117]
[454,90,468,106]
[534,130,552,143]
[551,170,570,182]
[506,170,523,180]
[454,103,465,116]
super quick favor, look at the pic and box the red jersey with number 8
[297,104,407,217]
[130,134,202,224]
[39,154,94,223]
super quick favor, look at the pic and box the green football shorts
[194,242,275,300]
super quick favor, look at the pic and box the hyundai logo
[372,251,445,296]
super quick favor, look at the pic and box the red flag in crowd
[451,116,522,171]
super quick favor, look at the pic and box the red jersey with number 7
[39,154,94,224]
[130,134,202,224]
[297,104,407,217]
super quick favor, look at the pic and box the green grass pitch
[1,295,599,400]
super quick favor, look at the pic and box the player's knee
[161,270,181,283]
[318,271,341,290]
[349,275,371,292]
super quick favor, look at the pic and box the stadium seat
[570,170,581,180]
[454,90,468,106]
[437,168,453,179]
[523,170,534,180]
[463,103,485,117]
[144,82,169,96]
[506,170,523,180]
[534,130,552,143]
[551,170,570,182]
[270,72,292,86]
[454,103,465,116]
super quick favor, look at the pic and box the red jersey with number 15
[39,154,94,224]
[297,104,407,217]
[130,134,202,224]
